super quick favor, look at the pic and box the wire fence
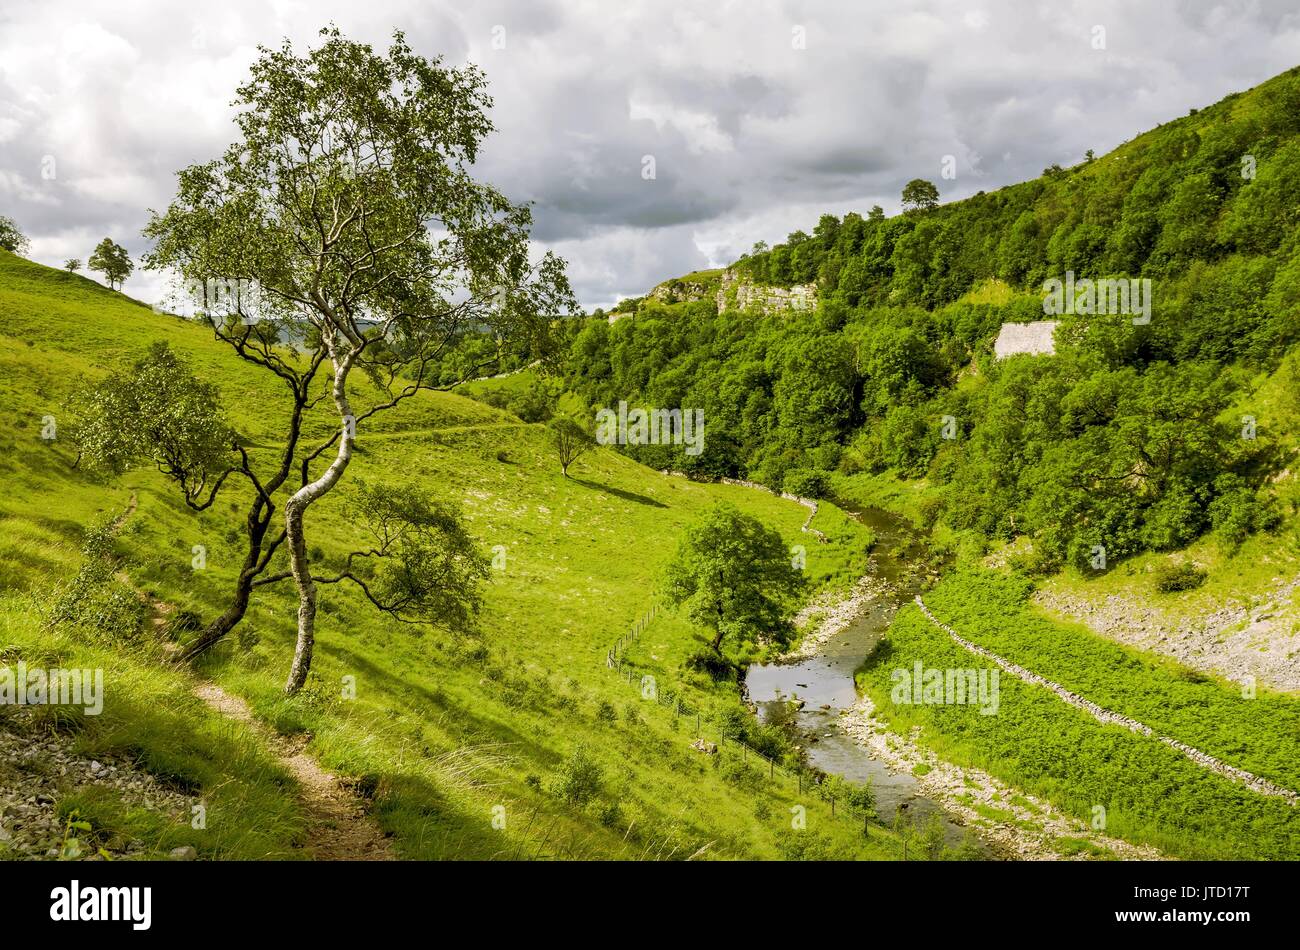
[605,602,658,671]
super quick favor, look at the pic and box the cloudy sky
[2,0,1299,309]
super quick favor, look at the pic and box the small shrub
[595,700,617,724]
[710,703,749,741]
[774,828,840,860]
[596,798,623,828]
[1155,562,1207,593]
[46,516,147,642]
[783,469,828,499]
[684,649,733,681]
[720,757,762,792]
[549,744,603,807]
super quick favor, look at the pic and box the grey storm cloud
[1,0,1299,309]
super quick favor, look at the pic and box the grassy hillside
[0,249,927,860]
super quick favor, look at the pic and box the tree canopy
[0,216,29,255]
[664,503,804,656]
[551,67,1300,573]
[901,178,940,212]
[88,238,133,289]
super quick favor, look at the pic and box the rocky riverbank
[785,573,898,661]
[777,546,1167,860]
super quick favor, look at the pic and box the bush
[710,702,749,741]
[720,757,763,792]
[596,799,623,828]
[594,699,617,724]
[783,469,828,499]
[1209,484,1279,547]
[774,828,843,860]
[684,649,734,681]
[1154,562,1208,593]
[549,744,603,807]
[46,515,147,642]
[164,609,203,639]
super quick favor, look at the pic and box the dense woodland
[489,66,1300,572]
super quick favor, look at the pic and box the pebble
[0,712,197,860]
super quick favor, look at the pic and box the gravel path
[193,682,394,861]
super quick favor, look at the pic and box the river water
[745,504,977,848]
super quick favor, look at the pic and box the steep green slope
[558,64,1300,573]
[0,249,915,860]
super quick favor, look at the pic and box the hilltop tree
[664,502,803,655]
[0,216,29,255]
[64,259,81,273]
[548,414,593,477]
[141,27,574,692]
[88,238,133,290]
[901,179,939,212]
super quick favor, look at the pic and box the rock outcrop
[993,320,1058,359]
[647,276,717,305]
[715,269,816,315]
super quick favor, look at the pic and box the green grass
[856,572,1300,859]
[0,249,905,860]
[924,570,1300,791]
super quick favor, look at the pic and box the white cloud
[1,0,1298,308]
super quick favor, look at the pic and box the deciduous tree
[664,503,803,654]
[0,216,29,255]
[901,178,940,213]
[88,238,133,289]
[140,27,575,692]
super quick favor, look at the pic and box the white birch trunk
[283,341,357,694]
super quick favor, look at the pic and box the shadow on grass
[573,478,667,508]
